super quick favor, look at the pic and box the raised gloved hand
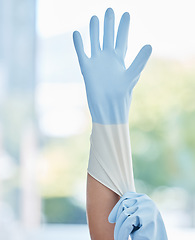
[73,8,152,196]
[73,8,152,124]
[108,192,168,240]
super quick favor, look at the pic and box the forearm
[87,173,120,240]
[87,122,135,240]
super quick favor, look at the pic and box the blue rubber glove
[108,192,168,240]
[73,8,152,124]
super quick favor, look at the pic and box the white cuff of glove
[88,123,135,196]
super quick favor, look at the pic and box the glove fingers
[126,44,152,88]
[114,207,138,240]
[90,15,101,56]
[103,8,115,50]
[108,192,137,223]
[116,199,137,220]
[115,12,130,59]
[117,215,140,240]
[73,31,88,69]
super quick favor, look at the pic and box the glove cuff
[88,122,135,196]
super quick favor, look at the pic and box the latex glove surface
[109,192,168,240]
[73,8,152,124]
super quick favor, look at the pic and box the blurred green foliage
[37,131,90,197]
[43,197,87,224]
[130,58,195,193]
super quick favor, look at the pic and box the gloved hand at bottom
[108,192,168,240]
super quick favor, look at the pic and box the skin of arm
[87,173,120,240]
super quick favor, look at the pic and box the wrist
[87,92,132,124]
